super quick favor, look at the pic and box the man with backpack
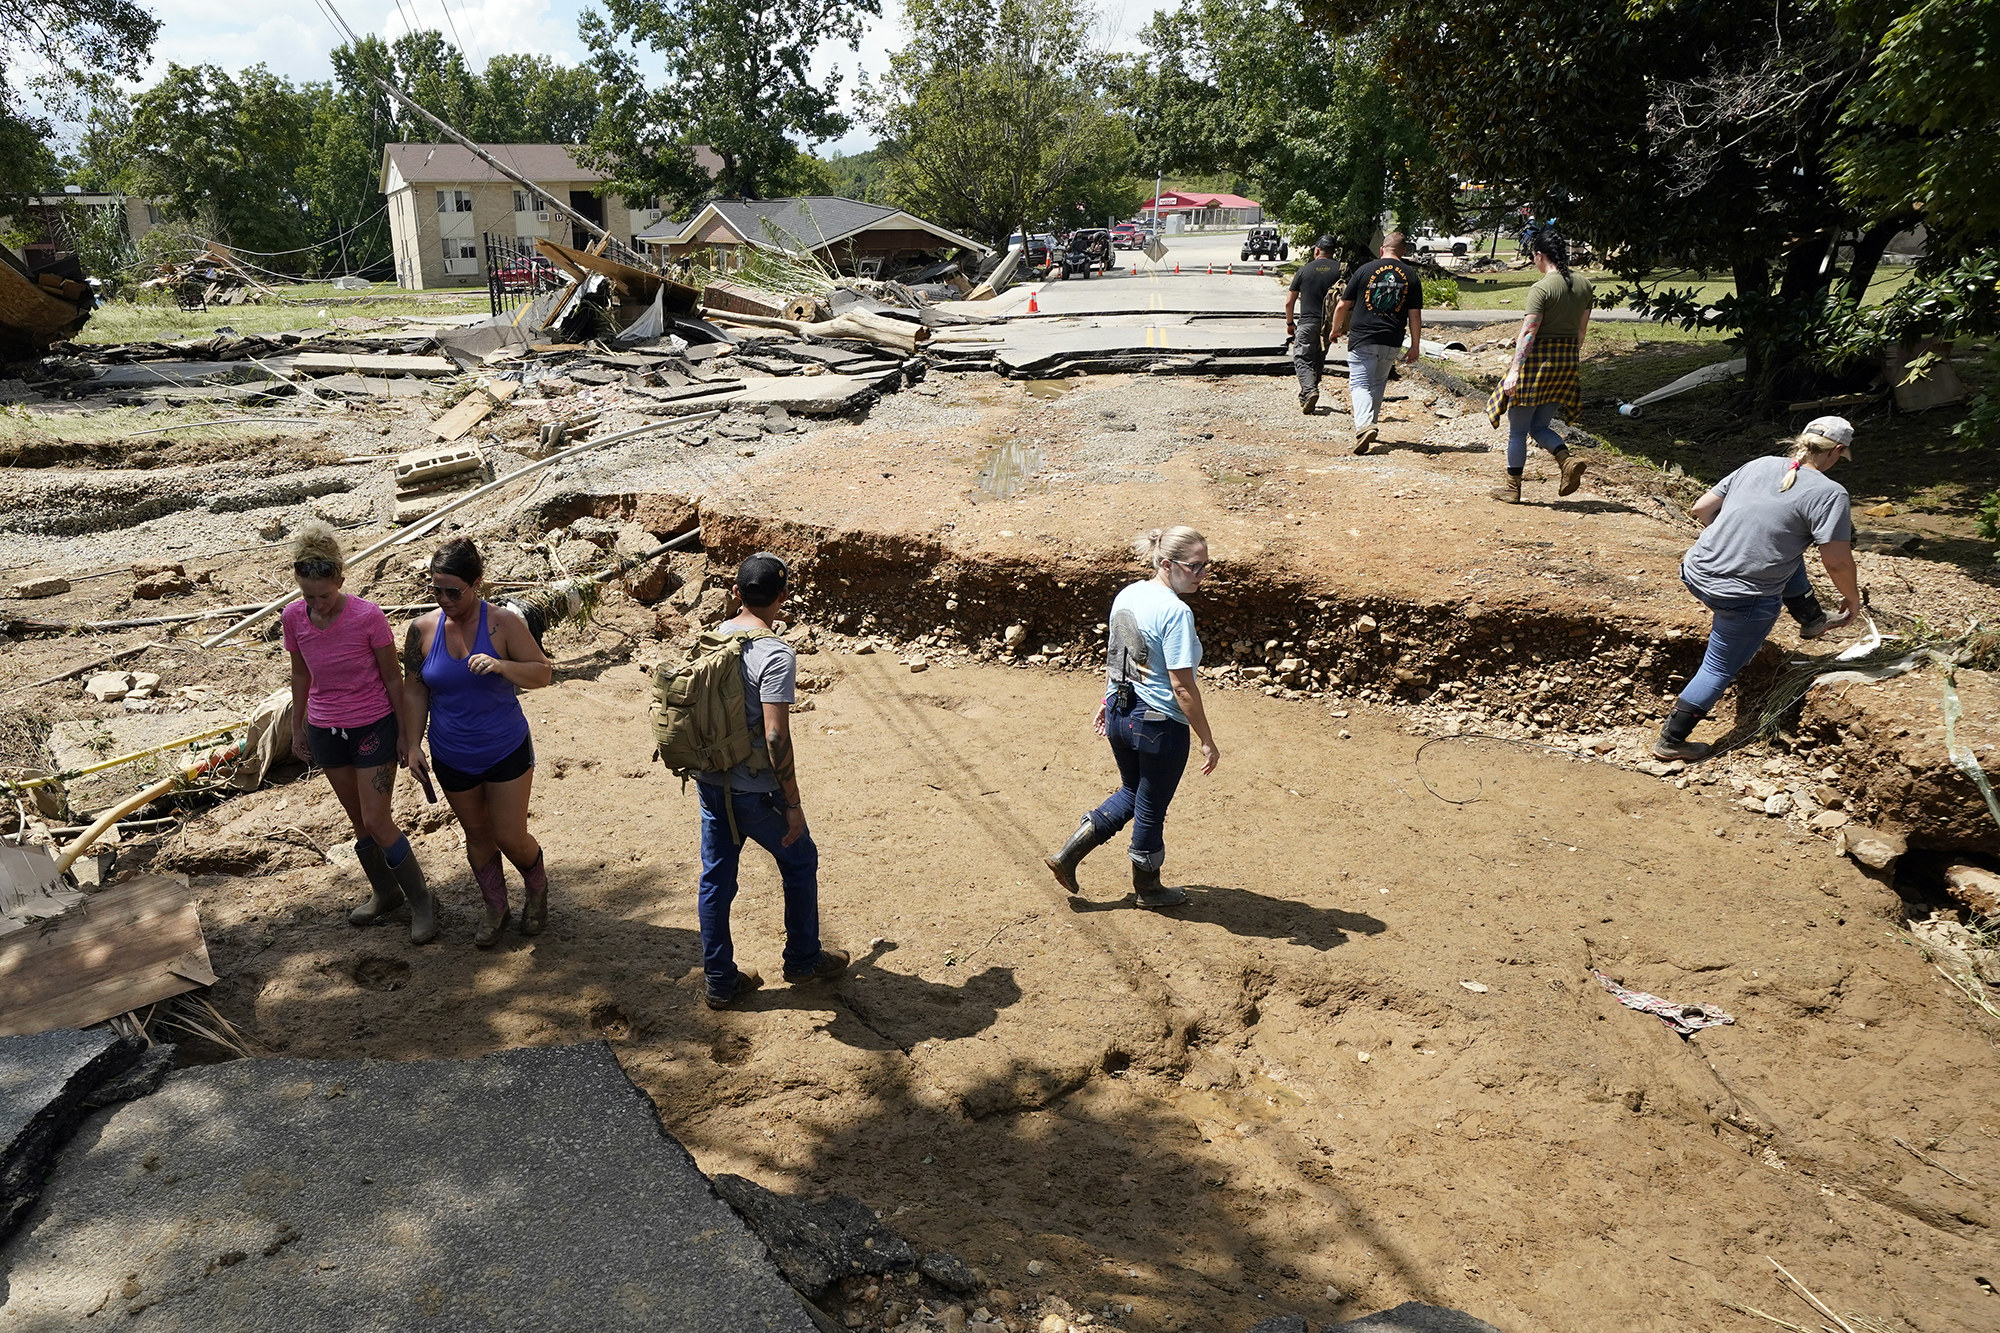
[1329,232,1425,455]
[1284,234,1344,415]
[652,553,847,1010]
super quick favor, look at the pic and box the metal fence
[482,232,567,318]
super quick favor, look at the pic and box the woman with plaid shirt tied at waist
[1490,227,1593,503]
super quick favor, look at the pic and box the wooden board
[292,352,459,377]
[428,379,519,441]
[0,875,217,1036]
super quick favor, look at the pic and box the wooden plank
[428,379,519,441]
[535,238,700,314]
[0,875,216,1036]
[292,352,459,377]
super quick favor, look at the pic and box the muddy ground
[3,349,1999,1332]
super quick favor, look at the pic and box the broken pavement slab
[1,1028,144,1240]
[712,1173,919,1298]
[0,1043,821,1331]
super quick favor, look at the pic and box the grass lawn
[75,281,490,344]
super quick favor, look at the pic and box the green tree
[476,55,601,143]
[578,0,880,210]
[0,0,158,202]
[1306,0,1998,409]
[1120,0,1443,262]
[867,0,1142,247]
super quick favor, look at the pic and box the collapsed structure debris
[0,244,95,360]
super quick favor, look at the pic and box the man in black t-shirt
[1329,232,1424,455]
[1284,235,1343,414]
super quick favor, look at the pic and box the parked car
[1061,229,1112,277]
[1007,232,1057,269]
[1111,223,1144,250]
[492,255,557,291]
[1241,225,1289,262]
[1414,230,1477,258]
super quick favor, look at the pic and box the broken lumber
[292,353,458,378]
[704,281,795,321]
[428,379,518,441]
[0,875,218,1037]
[707,309,927,357]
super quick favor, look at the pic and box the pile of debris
[1,244,96,360]
[132,244,273,312]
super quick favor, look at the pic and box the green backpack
[649,627,781,788]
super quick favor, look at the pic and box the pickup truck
[1414,231,1477,258]
[1111,223,1144,250]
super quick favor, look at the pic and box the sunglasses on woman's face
[1169,558,1211,575]
[428,584,467,600]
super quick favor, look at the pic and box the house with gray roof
[636,197,988,275]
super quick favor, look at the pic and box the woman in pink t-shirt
[283,524,436,944]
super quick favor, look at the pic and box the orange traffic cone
[1130,265,1137,276]
[1027,290,1040,313]
[1206,263,1212,274]
[1175,264,1180,274]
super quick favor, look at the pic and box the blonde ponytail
[1134,525,1206,570]
[1778,431,1844,492]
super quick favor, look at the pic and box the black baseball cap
[736,552,790,603]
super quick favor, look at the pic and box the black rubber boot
[391,851,438,946]
[1132,858,1187,910]
[1785,593,1832,640]
[348,840,404,927]
[1044,819,1107,894]
[1652,702,1712,762]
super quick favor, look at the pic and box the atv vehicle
[1241,226,1289,262]
[1062,229,1112,277]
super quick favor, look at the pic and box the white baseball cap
[1803,416,1854,449]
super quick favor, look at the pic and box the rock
[943,1308,968,1333]
[907,659,929,673]
[1764,793,1794,816]
[1247,1319,1309,1333]
[130,672,163,694]
[1328,1305,1506,1332]
[553,538,607,572]
[763,406,793,433]
[1639,759,1685,777]
[624,557,683,606]
[1025,1259,1046,1277]
[257,517,289,541]
[84,672,135,702]
[711,1173,917,1299]
[1738,796,1768,813]
[920,1252,978,1294]
[613,523,657,559]
[1039,1316,1069,1333]
[691,587,733,628]
[1838,825,1906,871]
[2,1029,145,1240]
[133,569,195,599]
[1808,810,1850,832]
[1354,615,1378,632]
[1943,863,2000,919]
[8,576,69,599]
[1003,625,1028,651]
[1745,779,1781,801]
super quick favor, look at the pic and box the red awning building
[1139,191,1264,228]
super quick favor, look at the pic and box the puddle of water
[1022,379,1071,399]
[972,440,1045,500]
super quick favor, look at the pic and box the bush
[1423,275,1461,309]
[1979,489,1999,545]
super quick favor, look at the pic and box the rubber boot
[1044,819,1107,894]
[391,851,438,946]
[518,848,549,937]
[472,855,508,949]
[1490,470,1523,503]
[347,840,404,927]
[1132,858,1187,910]
[1553,448,1587,497]
[1652,702,1713,762]
[1785,593,1832,640]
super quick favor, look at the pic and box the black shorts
[431,735,535,793]
[307,711,399,769]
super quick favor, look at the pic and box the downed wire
[1412,732,1656,806]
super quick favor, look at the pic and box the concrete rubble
[0,1028,149,1239]
[0,1041,822,1331]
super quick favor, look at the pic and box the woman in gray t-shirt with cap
[1654,416,1861,760]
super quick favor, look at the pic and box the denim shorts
[306,711,398,769]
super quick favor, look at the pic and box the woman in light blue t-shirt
[1044,526,1220,909]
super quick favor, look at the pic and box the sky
[127,0,1177,155]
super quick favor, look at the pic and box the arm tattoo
[403,623,424,679]
[766,727,796,789]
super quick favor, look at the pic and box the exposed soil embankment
[543,485,1998,857]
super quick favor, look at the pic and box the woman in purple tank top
[403,539,553,948]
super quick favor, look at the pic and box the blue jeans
[697,783,820,992]
[1678,561,1812,713]
[1088,701,1191,868]
[1347,342,1399,430]
[1506,403,1564,470]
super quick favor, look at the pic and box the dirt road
[164,601,2000,1333]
